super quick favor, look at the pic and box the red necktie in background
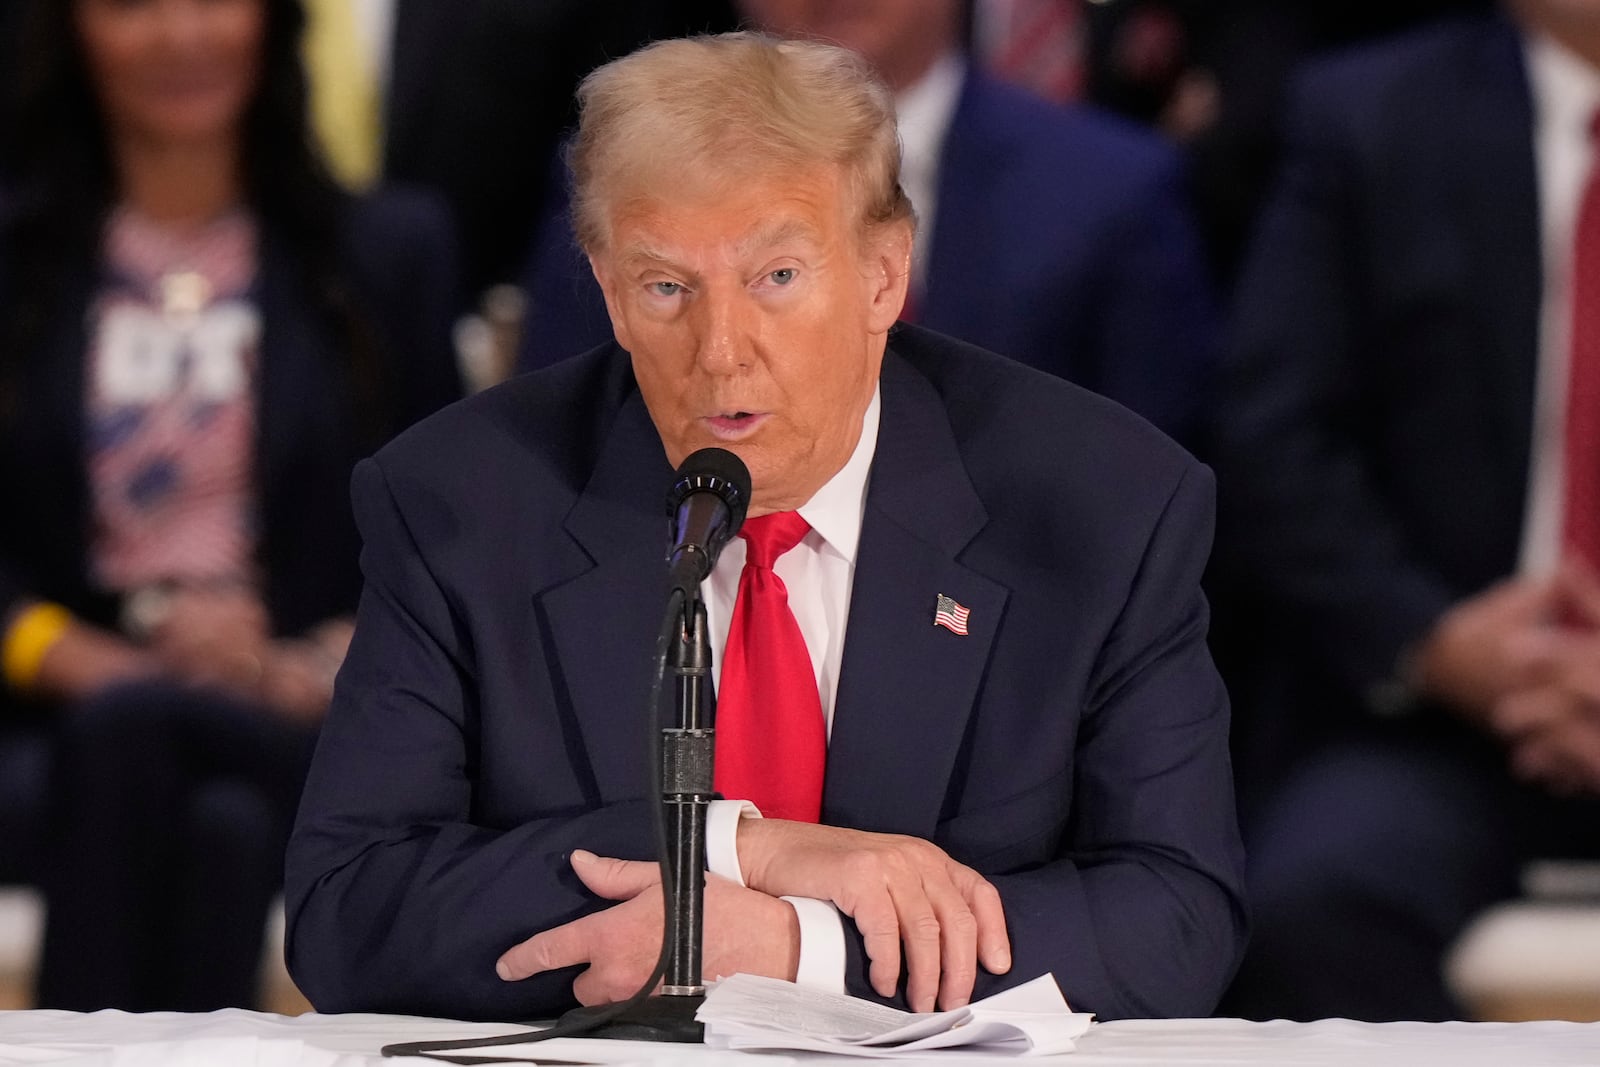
[984,0,1085,105]
[1564,111,1600,572]
[715,512,826,822]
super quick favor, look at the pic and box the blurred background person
[972,1,1497,287]
[0,0,460,1010]
[298,0,738,307]
[516,0,1219,450]
[1214,0,1600,1022]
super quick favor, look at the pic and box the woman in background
[0,0,460,1009]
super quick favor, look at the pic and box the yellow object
[2,602,73,692]
[302,0,382,190]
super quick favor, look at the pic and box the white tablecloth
[1,1009,1599,1066]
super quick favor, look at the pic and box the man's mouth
[704,411,767,439]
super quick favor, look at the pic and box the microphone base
[555,993,706,1043]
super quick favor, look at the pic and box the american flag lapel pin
[933,593,971,636]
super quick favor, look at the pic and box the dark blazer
[0,188,463,643]
[1214,14,1538,710]
[285,325,1247,1022]
[515,69,1218,447]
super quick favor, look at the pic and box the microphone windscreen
[667,447,751,534]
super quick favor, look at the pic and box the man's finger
[849,892,903,1000]
[496,915,594,981]
[890,881,945,1013]
[569,850,662,901]
[925,875,979,1011]
[961,874,1011,976]
[1491,687,1568,740]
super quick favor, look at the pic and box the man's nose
[693,290,754,374]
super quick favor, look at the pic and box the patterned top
[85,206,262,594]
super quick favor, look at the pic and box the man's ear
[863,222,913,335]
[588,252,633,351]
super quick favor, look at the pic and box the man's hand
[1487,563,1600,794]
[736,820,1011,1012]
[496,850,799,1006]
[1493,666,1600,793]
[1412,575,1566,724]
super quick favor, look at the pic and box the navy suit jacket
[1215,14,1539,711]
[285,324,1246,1022]
[515,69,1218,447]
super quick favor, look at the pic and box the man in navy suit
[287,31,1245,1023]
[517,0,1217,449]
[1217,1,1600,1022]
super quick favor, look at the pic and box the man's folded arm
[285,457,655,1021]
[838,463,1247,1018]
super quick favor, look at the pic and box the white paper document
[695,973,1094,1056]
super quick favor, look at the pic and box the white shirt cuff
[706,799,761,886]
[782,896,847,994]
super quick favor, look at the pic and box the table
[2,1009,1599,1066]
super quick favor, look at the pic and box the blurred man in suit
[518,0,1218,448]
[1217,0,1600,1022]
[305,0,736,301]
[287,31,1244,1022]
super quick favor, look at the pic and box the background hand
[1413,575,1565,724]
[149,585,270,693]
[1487,562,1600,794]
[32,619,156,701]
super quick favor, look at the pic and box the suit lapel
[537,386,677,803]
[824,343,1008,838]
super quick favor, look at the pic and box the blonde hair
[569,32,914,251]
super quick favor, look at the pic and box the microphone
[665,447,751,591]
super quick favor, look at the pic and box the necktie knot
[739,512,811,569]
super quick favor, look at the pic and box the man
[303,0,736,301]
[1217,0,1600,1022]
[517,0,1218,449]
[286,32,1245,1022]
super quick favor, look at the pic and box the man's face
[590,164,909,515]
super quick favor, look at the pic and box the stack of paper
[696,973,1094,1057]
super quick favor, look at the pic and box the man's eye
[651,281,682,296]
[769,268,796,285]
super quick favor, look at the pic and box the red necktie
[985,0,1084,104]
[715,512,826,822]
[1565,111,1600,571]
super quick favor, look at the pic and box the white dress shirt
[1520,32,1600,575]
[352,0,397,98]
[702,387,881,991]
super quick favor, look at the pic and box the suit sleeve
[284,455,655,1020]
[1214,70,1457,700]
[839,462,1248,1019]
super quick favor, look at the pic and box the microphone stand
[554,590,714,1042]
